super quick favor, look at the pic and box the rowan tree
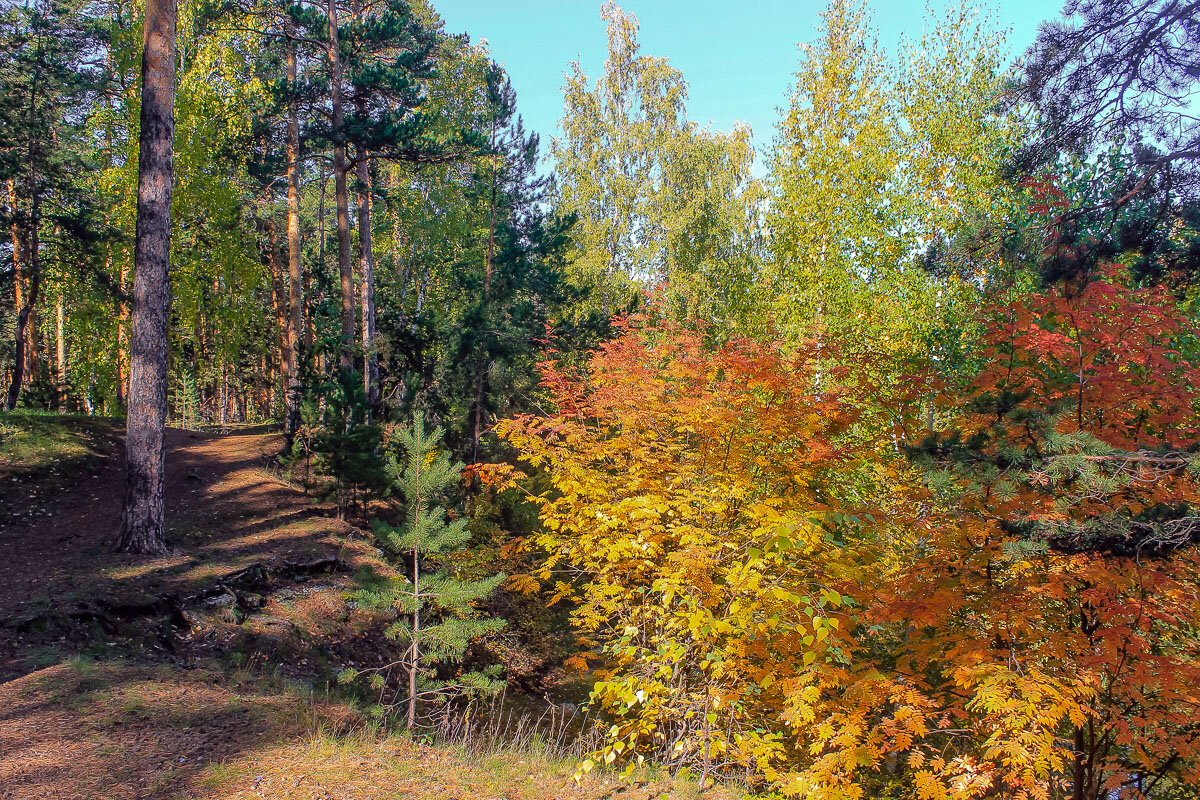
[496,314,883,788]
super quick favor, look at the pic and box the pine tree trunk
[8,180,24,317]
[5,94,43,413]
[356,153,378,412]
[116,0,177,556]
[266,217,290,421]
[6,197,40,412]
[5,178,29,411]
[55,293,66,402]
[327,0,355,372]
[284,27,304,444]
[26,304,39,387]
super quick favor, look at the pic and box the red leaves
[974,263,1200,448]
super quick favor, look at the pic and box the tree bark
[356,152,378,411]
[284,26,304,444]
[6,179,29,411]
[8,180,26,321]
[55,293,66,397]
[327,0,355,372]
[266,216,290,419]
[6,156,41,411]
[116,0,177,556]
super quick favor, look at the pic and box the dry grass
[192,727,741,800]
[0,658,744,800]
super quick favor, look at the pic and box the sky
[431,0,1055,173]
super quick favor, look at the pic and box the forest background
[3,0,1200,798]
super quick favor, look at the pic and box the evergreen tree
[116,0,177,554]
[0,0,102,411]
[352,415,505,727]
[303,368,386,518]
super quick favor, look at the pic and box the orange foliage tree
[495,260,1200,798]
[878,262,1200,800]
[495,316,891,788]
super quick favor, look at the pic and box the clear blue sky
[432,1,1055,171]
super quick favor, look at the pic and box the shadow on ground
[0,426,382,680]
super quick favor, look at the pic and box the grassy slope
[2,657,735,800]
[0,410,122,475]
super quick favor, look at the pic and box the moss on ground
[0,410,122,476]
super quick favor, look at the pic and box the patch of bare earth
[0,428,378,678]
[0,660,352,800]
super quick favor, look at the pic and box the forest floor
[0,413,731,800]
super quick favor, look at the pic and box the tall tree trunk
[284,27,304,444]
[266,216,290,421]
[116,0,177,556]
[6,179,28,411]
[6,140,42,411]
[55,293,66,404]
[327,0,355,371]
[356,152,378,411]
[8,180,26,318]
[4,37,42,413]
[26,304,39,387]
[470,119,500,463]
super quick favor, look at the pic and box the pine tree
[352,415,505,728]
[0,0,100,411]
[116,0,177,555]
[304,369,386,518]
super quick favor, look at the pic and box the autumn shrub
[496,317,885,787]
[497,291,1200,799]
[876,264,1200,800]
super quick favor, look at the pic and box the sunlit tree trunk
[327,0,355,371]
[284,26,304,444]
[356,152,378,412]
[266,216,290,420]
[116,0,177,555]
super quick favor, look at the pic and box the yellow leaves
[914,769,950,800]
[504,573,540,596]
[771,586,804,604]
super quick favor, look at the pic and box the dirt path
[0,428,365,677]
[0,427,379,799]
[0,659,350,800]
